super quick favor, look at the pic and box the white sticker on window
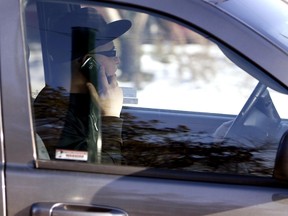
[55,149,88,161]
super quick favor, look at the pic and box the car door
[1,0,288,215]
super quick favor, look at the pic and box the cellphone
[80,56,102,163]
[80,56,102,91]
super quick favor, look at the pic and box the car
[1,0,288,215]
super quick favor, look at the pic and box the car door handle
[31,202,128,216]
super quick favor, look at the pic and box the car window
[25,0,288,178]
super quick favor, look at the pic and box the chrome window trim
[0,38,7,216]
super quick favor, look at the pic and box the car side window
[25,0,288,177]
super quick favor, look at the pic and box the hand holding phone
[81,56,123,117]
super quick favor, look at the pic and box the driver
[33,7,132,163]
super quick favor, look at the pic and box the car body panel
[5,163,288,215]
[0,0,288,215]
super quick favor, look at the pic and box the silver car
[1,0,288,215]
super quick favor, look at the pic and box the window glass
[25,0,288,177]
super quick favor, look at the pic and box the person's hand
[86,66,123,117]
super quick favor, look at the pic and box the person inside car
[33,7,132,164]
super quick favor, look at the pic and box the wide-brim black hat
[47,7,132,62]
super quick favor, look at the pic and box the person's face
[89,42,120,78]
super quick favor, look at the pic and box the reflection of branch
[34,86,69,157]
[121,112,274,176]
